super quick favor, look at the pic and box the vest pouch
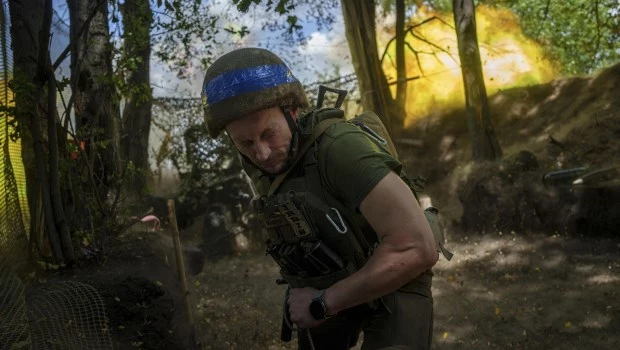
[280,261,358,290]
[424,207,454,261]
[259,193,317,243]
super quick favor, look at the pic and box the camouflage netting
[0,259,114,350]
[0,3,114,349]
[0,261,31,350]
[27,281,113,350]
[0,0,28,267]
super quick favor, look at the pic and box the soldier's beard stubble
[258,153,287,174]
[254,139,297,175]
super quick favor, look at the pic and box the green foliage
[0,103,15,116]
[145,0,243,77]
[381,0,618,75]
[223,25,250,38]
[56,76,71,91]
[231,0,339,42]
[423,0,453,12]
[110,0,341,84]
[482,0,620,74]
[151,98,240,183]
[233,0,261,12]
[234,0,295,14]
[151,97,248,225]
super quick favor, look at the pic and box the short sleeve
[318,123,402,211]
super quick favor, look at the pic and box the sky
[49,1,353,99]
[147,1,354,98]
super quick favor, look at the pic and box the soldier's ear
[288,106,300,119]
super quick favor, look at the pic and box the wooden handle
[167,199,196,343]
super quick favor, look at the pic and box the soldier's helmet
[201,48,309,138]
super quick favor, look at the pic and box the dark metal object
[267,240,345,278]
[542,167,588,188]
[572,166,620,188]
[542,166,620,189]
[316,85,347,109]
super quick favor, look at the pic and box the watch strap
[311,289,333,320]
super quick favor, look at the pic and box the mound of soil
[66,233,198,350]
[94,276,174,349]
[401,62,620,235]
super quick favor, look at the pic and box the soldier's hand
[287,287,324,329]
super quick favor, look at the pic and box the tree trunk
[121,0,153,196]
[47,61,75,264]
[10,0,68,262]
[341,0,404,134]
[453,0,502,161]
[395,0,407,113]
[68,0,121,200]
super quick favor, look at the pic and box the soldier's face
[226,106,298,174]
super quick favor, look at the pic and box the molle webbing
[257,179,318,243]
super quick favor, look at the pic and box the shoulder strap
[268,118,342,196]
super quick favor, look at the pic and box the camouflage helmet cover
[202,48,309,138]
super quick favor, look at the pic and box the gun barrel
[542,167,588,187]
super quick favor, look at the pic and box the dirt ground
[20,63,619,349]
[99,225,620,349]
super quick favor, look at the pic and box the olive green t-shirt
[317,122,402,211]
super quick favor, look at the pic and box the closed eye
[262,129,276,139]
[234,138,253,150]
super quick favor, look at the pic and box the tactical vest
[249,143,374,289]
[244,109,449,290]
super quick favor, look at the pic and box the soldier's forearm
[323,241,436,315]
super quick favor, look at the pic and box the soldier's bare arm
[323,170,438,316]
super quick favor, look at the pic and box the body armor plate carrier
[246,107,453,291]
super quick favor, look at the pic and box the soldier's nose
[255,142,271,162]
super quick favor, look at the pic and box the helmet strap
[281,107,301,173]
[282,107,299,134]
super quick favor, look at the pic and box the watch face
[309,299,325,320]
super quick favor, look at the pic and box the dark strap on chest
[268,118,342,196]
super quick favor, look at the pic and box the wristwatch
[309,289,331,320]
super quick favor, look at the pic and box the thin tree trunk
[47,61,75,264]
[68,0,121,201]
[341,0,404,134]
[453,0,502,161]
[32,0,64,262]
[395,0,407,112]
[121,0,153,196]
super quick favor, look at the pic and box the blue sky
[148,1,354,98]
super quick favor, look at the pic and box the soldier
[201,48,439,349]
